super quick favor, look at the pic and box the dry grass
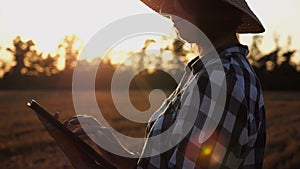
[263,91,300,169]
[0,90,299,169]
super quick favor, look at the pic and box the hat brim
[225,0,265,33]
[140,0,265,34]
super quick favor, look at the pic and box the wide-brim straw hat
[140,0,265,34]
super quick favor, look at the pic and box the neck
[210,31,240,49]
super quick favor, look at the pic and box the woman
[39,0,266,168]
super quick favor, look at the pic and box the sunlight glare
[57,48,66,57]
[161,51,173,61]
[147,67,157,74]
[108,51,129,65]
[57,56,65,70]
[0,49,13,62]
[201,146,213,156]
[73,40,83,51]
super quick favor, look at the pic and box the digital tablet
[27,99,116,169]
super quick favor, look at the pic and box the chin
[171,16,208,45]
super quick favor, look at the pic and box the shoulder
[191,44,263,98]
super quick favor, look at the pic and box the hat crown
[140,0,265,33]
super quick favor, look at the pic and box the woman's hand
[67,115,138,169]
[38,113,138,169]
[37,113,113,169]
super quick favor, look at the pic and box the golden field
[0,90,299,169]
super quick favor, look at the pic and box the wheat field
[0,90,299,169]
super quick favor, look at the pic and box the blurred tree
[0,59,10,78]
[6,36,60,77]
[5,36,45,76]
[281,50,296,72]
[1,33,300,90]
[167,39,187,73]
[255,35,298,72]
[273,32,280,49]
[41,54,60,76]
[6,36,28,77]
[56,34,83,71]
[276,36,296,72]
[247,35,263,67]
[137,39,156,72]
[257,49,279,71]
[172,39,188,61]
[0,46,15,78]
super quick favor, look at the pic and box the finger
[73,127,98,141]
[73,128,87,136]
[69,117,80,125]
[69,115,102,127]
[62,120,69,127]
[54,112,59,119]
[68,115,87,125]
[87,127,116,143]
[73,126,116,144]
[73,126,104,135]
[71,128,94,142]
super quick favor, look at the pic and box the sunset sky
[0,0,299,63]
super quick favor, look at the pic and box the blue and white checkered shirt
[137,44,266,169]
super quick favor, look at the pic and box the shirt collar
[186,44,249,74]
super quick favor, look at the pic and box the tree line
[0,34,299,90]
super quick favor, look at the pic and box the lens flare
[201,146,213,156]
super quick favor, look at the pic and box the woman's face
[159,0,206,43]
[159,0,198,25]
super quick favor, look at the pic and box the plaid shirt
[137,44,266,169]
